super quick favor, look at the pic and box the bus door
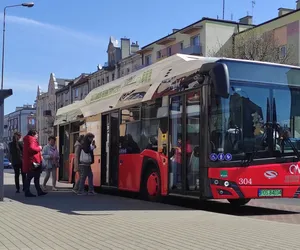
[58,124,70,181]
[101,111,119,187]
[169,90,201,195]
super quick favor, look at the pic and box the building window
[279,45,287,59]
[145,55,152,66]
[127,68,130,74]
[112,73,115,81]
[167,47,172,56]
[74,88,79,98]
[106,76,109,83]
[191,35,200,46]
[180,42,184,51]
[157,51,161,59]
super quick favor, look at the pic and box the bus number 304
[238,178,252,185]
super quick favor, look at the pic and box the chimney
[131,41,139,54]
[297,0,300,9]
[239,15,253,25]
[172,28,179,33]
[121,38,130,59]
[278,8,294,16]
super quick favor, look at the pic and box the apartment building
[56,73,90,110]
[137,17,254,66]
[36,73,72,145]
[3,104,36,143]
[88,37,142,90]
[234,1,300,65]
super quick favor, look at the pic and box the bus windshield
[209,60,300,164]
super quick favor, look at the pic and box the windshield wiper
[279,129,300,160]
[242,122,269,166]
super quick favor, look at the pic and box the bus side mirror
[210,63,230,99]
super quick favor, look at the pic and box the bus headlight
[224,181,229,187]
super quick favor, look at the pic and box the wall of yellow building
[236,11,300,38]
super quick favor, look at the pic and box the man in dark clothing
[8,132,26,193]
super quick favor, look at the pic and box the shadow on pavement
[4,169,300,217]
[162,196,300,217]
[4,183,191,215]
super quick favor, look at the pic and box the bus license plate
[258,189,282,197]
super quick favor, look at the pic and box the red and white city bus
[55,53,300,206]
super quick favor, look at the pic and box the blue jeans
[78,165,94,192]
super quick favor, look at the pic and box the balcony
[181,44,202,56]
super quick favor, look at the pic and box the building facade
[36,73,71,145]
[56,73,90,110]
[88,37,142,91]
[3,104,36,143]
[234,2,300,65]
[137,17,253,66]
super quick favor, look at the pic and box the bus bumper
[210,182,300,199]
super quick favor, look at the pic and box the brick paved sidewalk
[1,170,300,250]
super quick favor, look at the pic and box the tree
[210,29,295,65]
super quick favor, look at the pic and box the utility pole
[0,2,34,201]
[223,0,225,19]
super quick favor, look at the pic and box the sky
[1,0,297,114]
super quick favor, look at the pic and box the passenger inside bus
[145,136,158,151]
[119,134,140,154]
[170,138,192,189]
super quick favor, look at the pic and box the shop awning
[54,100,85,126]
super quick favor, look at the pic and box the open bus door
[168,90,202,196]
[101,111,119,187]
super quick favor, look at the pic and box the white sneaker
[52,187,58,191]
[88,191,96,195]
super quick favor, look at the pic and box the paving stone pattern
[1,171,300,250]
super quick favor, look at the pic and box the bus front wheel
[141,168,162,202]
[228,198,251,207]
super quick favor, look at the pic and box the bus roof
[79,53,217,118]
[217,57,300,70]
[54,53,299,124]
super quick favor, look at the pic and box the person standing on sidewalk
[42,136,59,191]
[77,133,96,195]
[23,129,47,197]
[8,131,26,193]
[72,135,84,193]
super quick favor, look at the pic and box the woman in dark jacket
[77,133,95,195]
[8,132,26,193]
[23,129,47,197]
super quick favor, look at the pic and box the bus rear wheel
[141,168,162,202]
[228,198,251,207]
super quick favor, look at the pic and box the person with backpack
[8,131,26,193]
[77,133,96,195]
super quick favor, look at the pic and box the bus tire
[141,167,162,202]
[228,198,251,207]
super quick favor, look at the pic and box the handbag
[80,149,92,164]
[32,162,42,171]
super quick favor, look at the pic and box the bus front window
[209,62,300,163]
[209,84,270,160]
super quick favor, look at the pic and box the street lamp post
[0,2,34,201]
